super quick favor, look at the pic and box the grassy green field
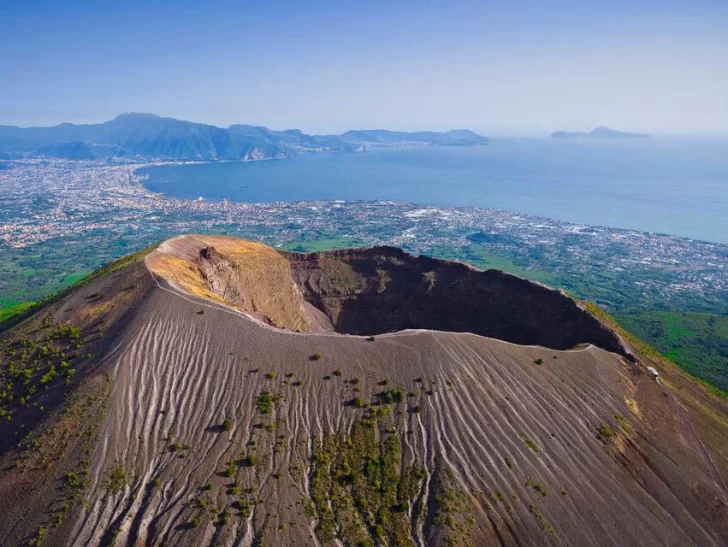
[616,311,728,393]
[281,236,366,253]
[428,244,557,284]
[0,300,37,323]
[0,238,136,309]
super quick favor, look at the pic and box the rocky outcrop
[147,235,310,331]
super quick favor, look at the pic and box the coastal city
[0,158,726,314]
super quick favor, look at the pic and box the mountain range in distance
[0,114,656,162]
[0,113,490,161]
[551,126,650,139]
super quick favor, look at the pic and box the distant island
[0,113,489,161]
[551,126,650,139]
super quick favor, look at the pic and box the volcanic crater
[151,235,631,354]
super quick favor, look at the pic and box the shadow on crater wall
[284,246,630,355]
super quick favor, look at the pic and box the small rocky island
[552,126,650,139]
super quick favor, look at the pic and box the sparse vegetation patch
[518,431,540,453]
[106,463,130,495]
[308,407,427,545]
[256,391,277,414]
[597,423,615,444]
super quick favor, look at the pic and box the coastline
[135,140,728,245]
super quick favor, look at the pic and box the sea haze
[139,137,728,244]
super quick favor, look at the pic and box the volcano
[0,234,725,546]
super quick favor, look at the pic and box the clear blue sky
[1,0,727,134]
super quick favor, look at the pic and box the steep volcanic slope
[0,235,726,547]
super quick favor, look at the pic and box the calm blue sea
[139,137,728,244]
